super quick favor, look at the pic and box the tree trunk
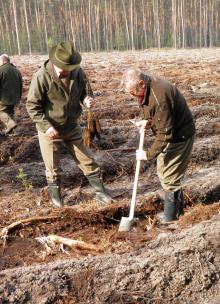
[12,0,21,55]
[0,0,12,54]
[68,0,76,48]
[180,0,185,48]
[130,0,135,50]
[142,0,148,48]
[122,0,130,49]
[88,0,93,52]
[209,0,214,47]
[172,0,177,48]
[199,0,202,47]
[42,0,48,52]
[153,0,161,49]
[23,0,32,55]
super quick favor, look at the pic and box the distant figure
[121,68,195,223]
[0,54,22,135]
[26,41,114,208]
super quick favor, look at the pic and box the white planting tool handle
[128,128,145,219]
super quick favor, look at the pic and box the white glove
[135,120,148,129]
[136,149,147,161]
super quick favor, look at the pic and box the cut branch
[36,234,102,254]
[0,215,60,241]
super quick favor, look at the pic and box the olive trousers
[38,126,99,183]
[157,135,194,192]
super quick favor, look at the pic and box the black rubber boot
[157,189,184,223]
[48,183,63,208]
[164,191,178,221]
[175,189,184,217]
[87,174,114,205]
[157,191,177,223]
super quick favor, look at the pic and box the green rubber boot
[157,189,184,223]
[164,191,178,221]
[175,189,184,217]
[157,191,177,223]
[87,174,114,205]
[48,183,64,208]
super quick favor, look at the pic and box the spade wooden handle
[129,129,145,219]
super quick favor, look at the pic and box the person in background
[121,67,195,223]
[0,54,22,135]
[26,41,114,208]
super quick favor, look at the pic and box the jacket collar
[45,60,59,80]
[45,60,72,95]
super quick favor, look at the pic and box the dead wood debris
[36,234,102,257]
[0,216,60,248]
[145,216,157,231]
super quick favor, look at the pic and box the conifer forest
[0,0,220,55]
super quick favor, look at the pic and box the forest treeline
[0,0,220,55]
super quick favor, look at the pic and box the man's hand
[136,149,147,161]
[46,127,59,139]
[135,120,150,130]
[84,96,95,108]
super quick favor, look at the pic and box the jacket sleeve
[147,99,174,160]
[26,73,52,133]
[19,71,23,99]
[140,105,151,120]
[79,69,93,102]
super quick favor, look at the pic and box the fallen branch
[145,216,157,231]
[0,215,60,244]
[36,234,102,255]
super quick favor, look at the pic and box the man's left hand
[84,96,95,108]
[136,149,147,161]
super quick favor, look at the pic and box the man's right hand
[132,119,150,130]
[46,127,59,139]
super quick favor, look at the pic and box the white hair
[0,54,10,64]
[121,67,145,91]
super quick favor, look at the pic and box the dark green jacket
[141,76,195,160]
[0,63,22,105]
[26,60,90,134]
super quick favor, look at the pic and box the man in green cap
[26,41,114,207]
[0,54,22,135]
[121,68,195,223]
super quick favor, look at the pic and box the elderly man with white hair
[121,68,195,223]
[0,54,22,135]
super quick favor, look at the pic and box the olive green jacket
[141,76,195,160]
[0,63,22,105]
[26,60,90,134]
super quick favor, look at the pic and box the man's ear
[140,80,146,89]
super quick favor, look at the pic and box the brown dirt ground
[0,49,220,303]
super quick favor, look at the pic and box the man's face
[126,80,146,100]
[53,65,71,78]
[59,70,71,78]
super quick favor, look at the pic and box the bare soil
[0,49,220,303]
